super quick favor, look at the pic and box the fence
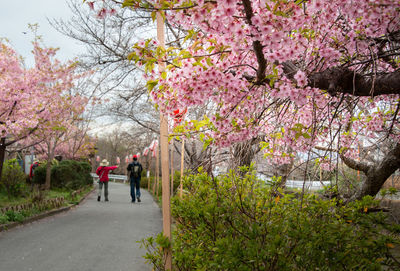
[286,180,331,190]
[0,197,65,214]
[90,173,128,183]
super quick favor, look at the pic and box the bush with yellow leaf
[142,167,400,270]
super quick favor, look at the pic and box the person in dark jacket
[96,159,118,202]
[127,155,143,203]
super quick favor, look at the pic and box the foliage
[0,213,7,224]
[0,40,89,186]
[142,169,400,270]
[33,160,92,190]
[121,0,400,159]
[0,208,43,225]
[0,159,27,198]
[140,175,151,189]
[380,187,399,200]
[32,164,47,186]
[1,205,52,225]
[0,185,93,225]
[3,210,25,223]
[51,160,93,190]
[114,0,400,200]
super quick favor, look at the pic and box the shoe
[131,200,135,203]
[97,196,100,202]
[105,198,109,202]
[137,197,141,202]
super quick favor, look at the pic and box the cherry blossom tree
[27,44,89,190]
[110,0,400,200]
[0,41,90,188]
[0,41,68,180]
[54,126,95,160]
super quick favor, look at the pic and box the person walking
[29,159,40,191]
[96,159,118,202]
[127,155,143,203]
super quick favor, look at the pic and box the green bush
[32,164,46,185]
[1,159,27,198]
[142,168,400,270]
[141,171,181,197]
[140,176,150,189]
[4,210,24,222]
[51,160,92,190]
[32,160,92,190]
[0,213,8,224]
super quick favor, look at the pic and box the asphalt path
[0,182,163,271]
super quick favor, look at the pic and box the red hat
[133,155,137,159]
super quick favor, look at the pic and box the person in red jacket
[29,159,40,190]
[96,159,118,202]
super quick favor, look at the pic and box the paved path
[0,182,163,271]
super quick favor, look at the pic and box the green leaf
[151,11,157,22]
[122,0,136,8]
[146,80,158,91]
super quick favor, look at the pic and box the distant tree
[0,41,88,184]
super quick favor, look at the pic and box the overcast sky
[0,0,84,67]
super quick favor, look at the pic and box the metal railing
[286,180,331,190]
[90,173,128,183]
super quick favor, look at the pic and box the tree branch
[340,152,371,173]
[242,0,266,83]
[308,68,400,97]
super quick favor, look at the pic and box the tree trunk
[272,159,294,188]
[0,138,6,181]
[45,157,52,190]
[44,143,55,190]
[343,143,400,201]
[230,137,262,174]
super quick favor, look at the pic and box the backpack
[131,163,141,178]
[32,162,39,171]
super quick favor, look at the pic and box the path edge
[0,186,96,232]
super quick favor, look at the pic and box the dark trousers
[98,181,108,200]
[130,177,141,201]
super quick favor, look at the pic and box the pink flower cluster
[1,41,90,159]
[124,0,400,167]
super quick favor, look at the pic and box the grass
[0,192,28,208]
[0,184,94,225]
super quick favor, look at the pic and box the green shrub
[51,160,92,190]
[32,160,92,190]
[142,168,400,270]
[32,164,47,185]
[1,159,27,198]
[78,161,93,186]
[140,171,181,197]
[4,210,24,222]
[140,176,150,189]
[0,213,8,224]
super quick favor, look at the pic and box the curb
[0,186,96,232]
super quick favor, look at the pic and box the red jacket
[96,166,118,182]
[29,162,39,178]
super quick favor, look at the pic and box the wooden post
[170,139,174,196]
[155,144,159,196]
[157,10,172,270]
[357,144,360,182]
[147,155,151,192]
[180,138,185,198]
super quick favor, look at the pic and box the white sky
[0,0,84,67]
